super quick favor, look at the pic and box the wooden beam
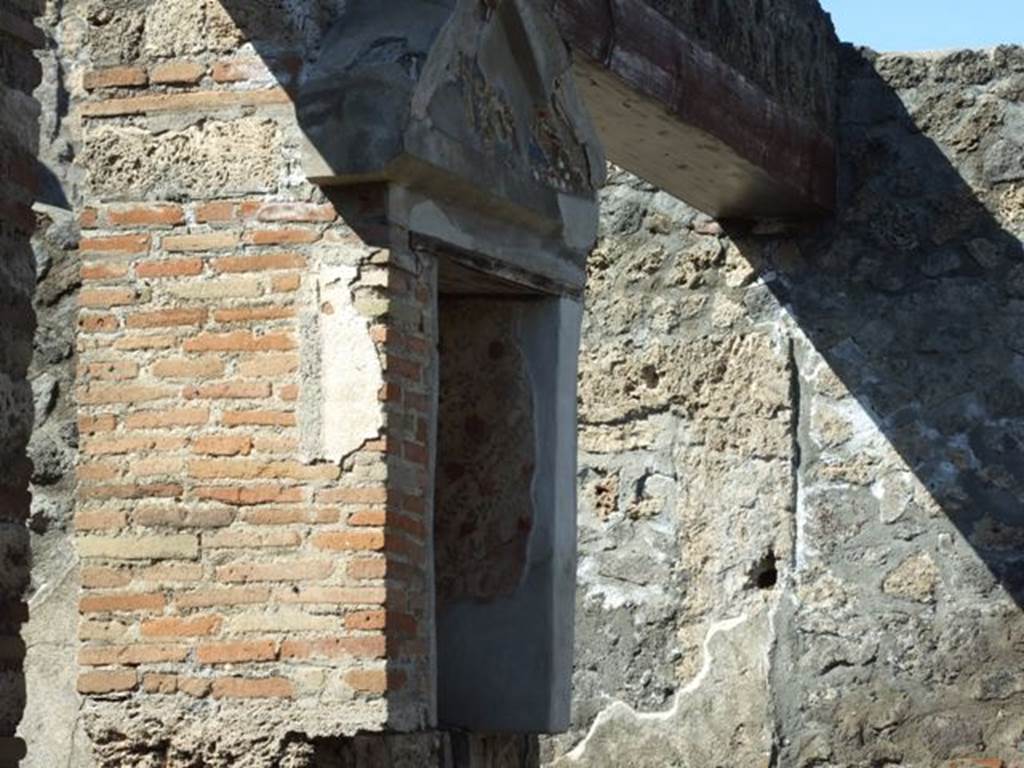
[553,0,836,219]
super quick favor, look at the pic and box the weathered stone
[81,118,283,201]
[882,553,941,603]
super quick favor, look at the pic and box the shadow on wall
[731,47,1024,606]
[0,1,42,765]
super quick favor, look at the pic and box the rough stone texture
[0,2,42,765]
[81,119,285,202]
[16,1,95,764]
[13,0,1024,764]
[542,45,1024,768]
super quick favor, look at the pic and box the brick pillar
[72,51,435,764]
[0,5,42,767]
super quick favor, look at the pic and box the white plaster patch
[319,264,384,461]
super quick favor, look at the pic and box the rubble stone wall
[0,3,42,766]
[544,45,1024,768]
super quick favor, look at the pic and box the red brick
[239,508,310,525]
[132,506,234,528]
[81,261,130,281]
[178,677,212,697]
[211,59,268,83]
[81,566,130,589]
[271,274,301,292]
[84,360,138,381]
[213,306,295,324]
[184,331,296,352]
[317,487,387,504]
[79,644,188,666]
[75,509,127,530]
[194,484,303,506]
[80,89,290,119]
[151,357,225,379]
[313,530,385,551]
[79,483,182,501]
[80,591,165,614]
[347,509,386,527]
[77,669,138,694]
[114,334,177,350]
[192,434,253,456]
[175,587,269,609]
[195,201,236,222]
[386,356,422,382]
[245,229,319,246]
[108,204,184,227]
[212,676,294,699]
[343,610,417,632]
[79,416,117,436]
[274,586,385,605]
[80,234,150,254]
[135,257,203,278]
[79,287,140,308]
[202,528,300,548]
[126,307,206,328]
[220,409,296,427]
[78,384,174,405]
[125,407,209,429]
[79,208,99,228]
[83,66,147,90]
[79,313,120,333]
[345,668,406,693]
[347,558,387,580]
[141,614,221,638]
[150,60,205,84]
[184,381,271,400]
[236,353,299,376]
[197,639,277,664]
[142,673,178,694]
[163,232,239,252]
[280,636,386,660]
[212,252,305,273]
[215,560,333,583]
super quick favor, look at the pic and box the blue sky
[820,0,1024,52]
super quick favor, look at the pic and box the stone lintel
[553,0,837,219]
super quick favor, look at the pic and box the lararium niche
[298,0,604,733]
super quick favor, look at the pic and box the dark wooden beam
[553,0,836,219]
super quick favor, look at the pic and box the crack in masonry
[785,335,803,575]
[578,404,674,429]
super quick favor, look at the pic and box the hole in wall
[748,549,778,590]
